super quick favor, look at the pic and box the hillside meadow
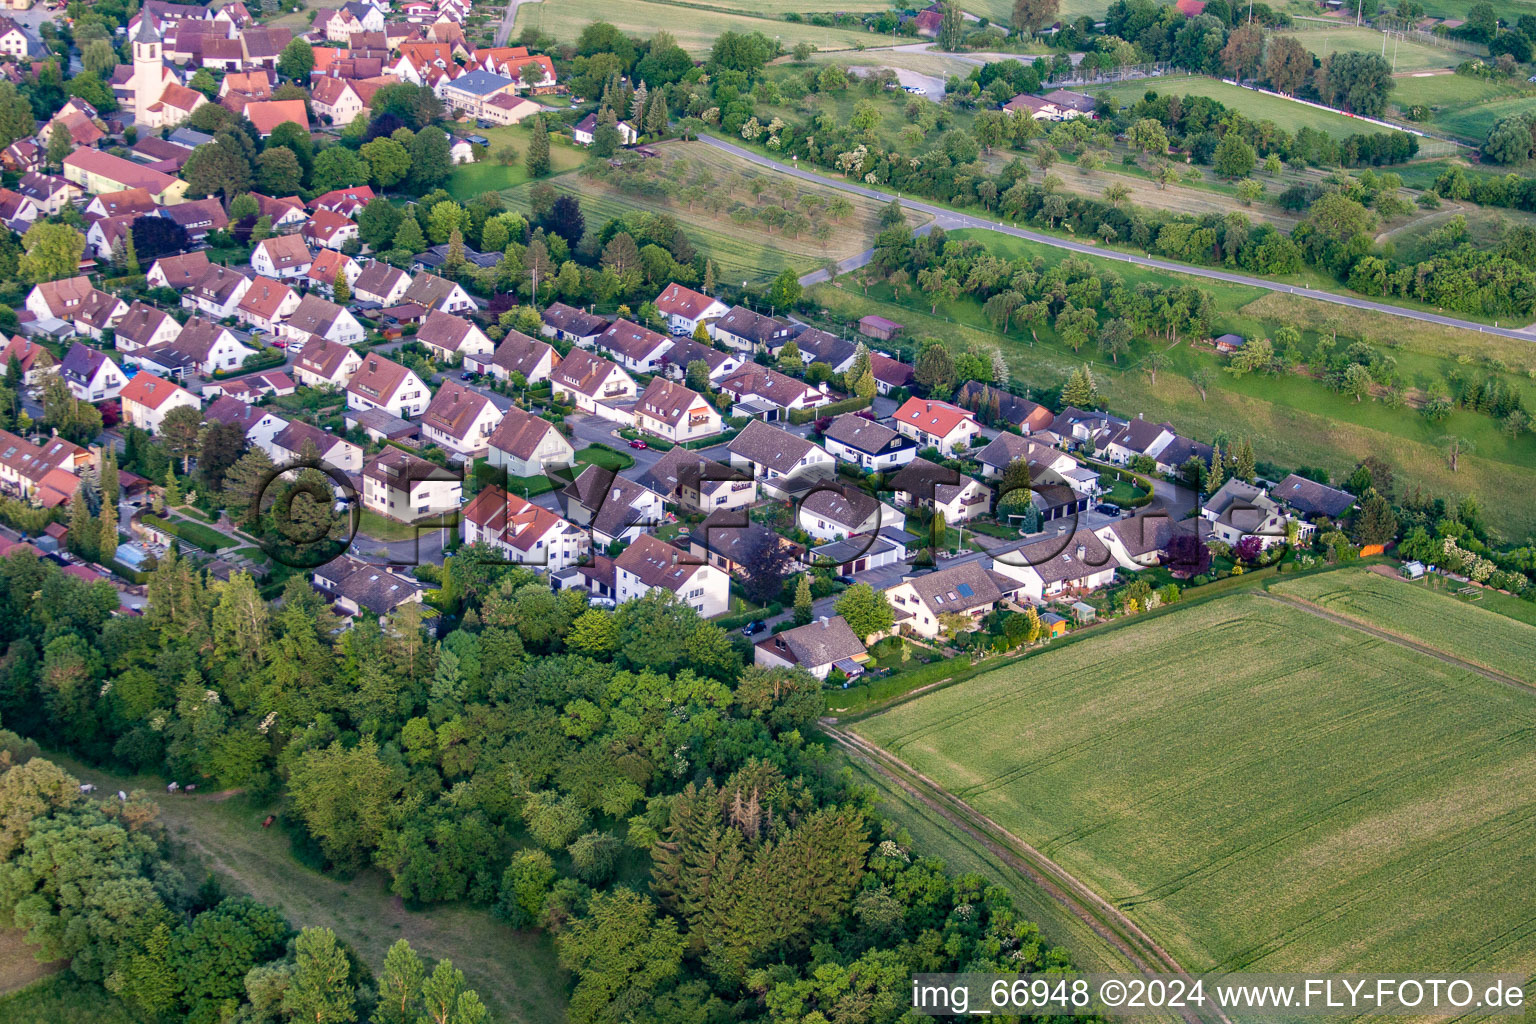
[805,226,1536,539]
[852,587,1536,977]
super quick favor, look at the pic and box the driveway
[705,136,1536,342]
[494,0,537,47]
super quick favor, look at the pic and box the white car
[904,85,927,95]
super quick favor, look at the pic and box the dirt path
[1259,590,1535,694]
[821,721,1234,1024]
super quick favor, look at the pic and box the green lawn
[1271,567,1536,682]
[573,444,634,471]
[143,512,232,553]
[853,585,1536,977]
[1088,76,1398,136]
[1425,90,1536,143]
[446,124,587,201]
[808,225,1536,539]
[40,753,567,1024]
[358,507,458,542]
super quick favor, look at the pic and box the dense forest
[0,546,1076,1022]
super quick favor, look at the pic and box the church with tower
[121,17,206,128]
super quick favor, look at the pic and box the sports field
[1272,567,1536,683]
[1089,76,1397,136]
[853,588,1536,976]
[1288,25,1460,73]
[513,0,876,54]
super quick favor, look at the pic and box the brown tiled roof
[1009,529,1114,584]
[718,365,818,409]
[415,310,480,354]
[256,233,312,270]
[613,532,698,593]
[353,260,407,299]
[236,277,294,321]
[347,352,413,403]
[400,273,460,310]
[244,99,309,135]
[726,419,821,476]
[116,301,177,347]
[758,616,865,668]
[486,406,561,461]
[487,329,556,379]
[296,335,356,380]
[801,485,881,533]
[635,377,708,428]
[421,378,494,442]
[550,348,623,399]
[654,281,718,320]
[90,188,157,218]
[286,293,347,336]
[540,301,608,337]
[596,318,669,363]
[119,371,193,411]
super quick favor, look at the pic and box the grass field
[1271,568,1536,682]
[806,225,1536,538]
[41,753,565,1024]
[963,0,1112,24]
[1089,76,1398,136]
[1386,204,1536,262]
[0,932,61,998]
[513,0,878,54]
[502,140,923,284]
[1426,91,1536,143]
[447,123,587,201]
[1287,25,1460,73]
[853,587,1536,977]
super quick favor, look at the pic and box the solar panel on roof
[956,582,974,597]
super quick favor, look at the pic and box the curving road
[700,135,1536,341]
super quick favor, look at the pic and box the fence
[1043,62,1181,88]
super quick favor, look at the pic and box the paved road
[703,136,1536,342]
[494,0,537,47]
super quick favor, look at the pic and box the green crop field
[513,0,878,55]
[852,588,1536,978]
[1287,25,1460,72]
[1271,568,1536,682]
[1089,76,1398,136]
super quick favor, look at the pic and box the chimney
[1075,544,1086,560]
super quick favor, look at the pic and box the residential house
[955,381,1055,432]
[809,528,912,577]
[653,282,728,336]
[362,447,461,521]
[59,343,127,401]
[990,529,1118,603]
[540,302,608,346]
[142,317,256,375]
[573,112,637,146]
[401,272,477,314]
[244,99,309,137]
[754,616,868,680]
[726,420,835,499]
[310,75,371,125]
[293,335,362,390]
[1093,510,1188,570]
[467,329,558,384]
[558,464,664,546]
[146,251,210,290]
[416,310,492,364]
[1152,434,1214,476]
[25,278,129,339]
[660,337,741,383]
[870,353,914,396]
[710,305,797,354]
[1002,93,1065,119]
[420,378,502,458]
[932,477,992,523]
[306,249,362,297]
[251,234,314,279]
[633,378,723,443]
[0,337,54,383]
[689,511,799,579]
[1201,478,1310,550]
[974,431,1079,482]
[794,328,859,374]
[279,294,364,346]
[1043,89,1098,116]
[269,419,362,473]
[718,366,825,420]
[184,265,253,319]
[548,349,636,417]
[203,394,287,450]
[799,484,903,542]
[114,301,181,354]
[118,371,199,433]
[462,485,588,571]
[478,93,540,125]
[352,261,411,306]
[1100,417,1176,467]
[312,556,424,618]
[613,532,729,618]
[439,68,521,118]
[346,353,430,418]
[882,561,1022,639]
[594,319,673,374]
[309,186,375,218]
[158,196,227,242]
[484,406,575,477]
[15,172,79,216]
[822,414,917,472]
[85,188,157,220]
[1271,474,1357,519]
[253,193,309,233]
[302,208,358,250]
[893,397,982,455]
[638,447,755,514]
[0,188,38,234]
[235,277,301,333]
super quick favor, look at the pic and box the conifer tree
[793,574,813,625]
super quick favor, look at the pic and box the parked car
[741,620,766,636]
[460,371,475,382]
[270,338,286,349]
[628,439,648,449]
[1096,503,1121,516]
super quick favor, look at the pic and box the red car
[628,439,648,449]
